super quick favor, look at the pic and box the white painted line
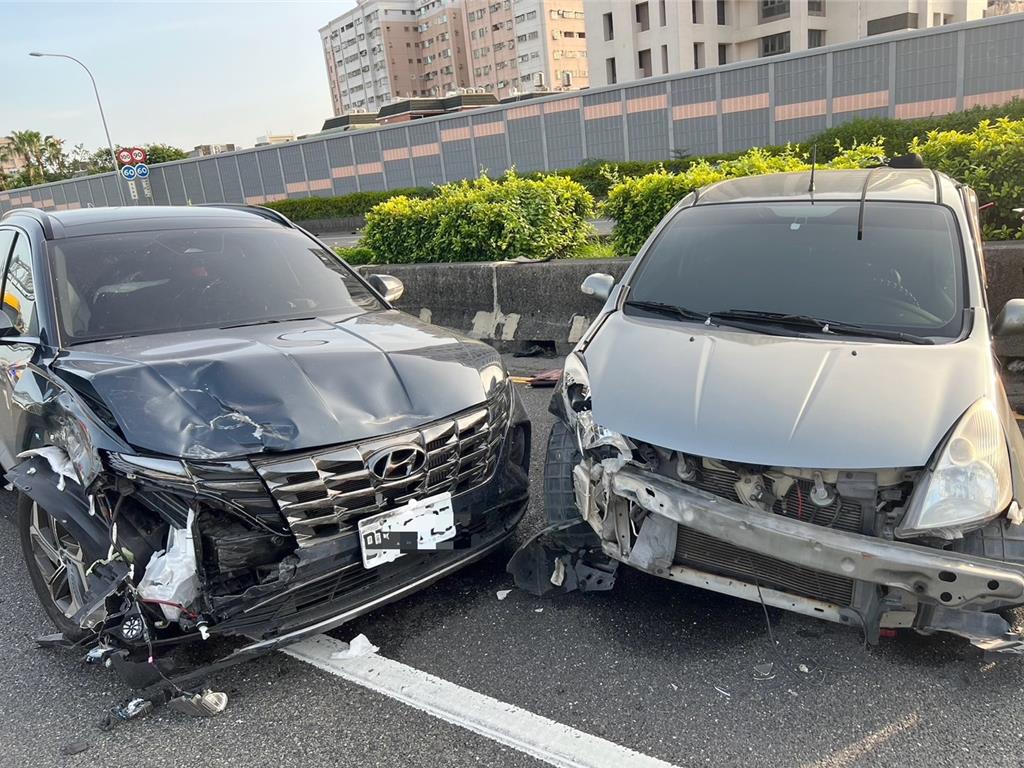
[285,634,680,768]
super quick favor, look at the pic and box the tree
[9,130,44,185]
[143,144,188,164]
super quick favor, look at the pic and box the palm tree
[9,130,44,185]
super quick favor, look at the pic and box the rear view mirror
[993,298,1024,337]
[368,274,404,303]
[580,273,614,303]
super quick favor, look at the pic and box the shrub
[361,170,595,263]
[333,245,376,265]
[264,188,432,221]
[602,141,887,256]
[911,118,1024,239]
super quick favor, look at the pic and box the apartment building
[585,0,993,87]
[320,0,586,115]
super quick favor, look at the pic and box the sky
[0,0,357,151]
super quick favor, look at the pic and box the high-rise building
[320,0,587,116]
[584,0,994,87]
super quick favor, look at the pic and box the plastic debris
[60,741,90,756]
[3,482,12,491]
[534,608,544,613]
[550,558,566,587]
[108,697,153,725]
[753,662,775,679]
[16,447,79,490]
[330,633,379,660]
[713,686,731,698]
[496,589,512,601]
[1009,501,1023,526]
[137,509,199,622]
[798,663,810,674]
[168,690,228,717]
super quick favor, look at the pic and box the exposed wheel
[17,493,93,641]
[543,420,600,549]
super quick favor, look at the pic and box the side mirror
[580,273,615,303]
[993,298,1024,337]
[368,274,404,304]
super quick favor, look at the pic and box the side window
[1,234,37,336]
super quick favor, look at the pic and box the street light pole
[29,52,127,206]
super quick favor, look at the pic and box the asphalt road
[1,354,1024,767]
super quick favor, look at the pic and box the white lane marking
[285,634,680,768]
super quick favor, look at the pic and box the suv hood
[583,313,990,469]
[55,311,504,460]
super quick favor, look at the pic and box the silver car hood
[583,312,991,469]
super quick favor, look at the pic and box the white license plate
[357,492,456,569]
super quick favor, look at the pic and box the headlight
[897,397,1013,538]
[560,353,592,419]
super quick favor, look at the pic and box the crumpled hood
[583,313,992,469]
[55,311,502,460]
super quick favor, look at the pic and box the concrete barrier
[358,244,1024,355]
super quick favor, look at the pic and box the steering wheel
[855,293,945,324]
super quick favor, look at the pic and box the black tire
[543,420,600,550]
[17,493,92,641]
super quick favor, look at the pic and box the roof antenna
[807,144,817,200]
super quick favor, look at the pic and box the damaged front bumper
[584,462,1024,652]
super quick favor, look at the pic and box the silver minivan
[528,166,1024,653]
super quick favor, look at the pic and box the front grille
[254,387,511,545]
[674,526,855,607]
[670,465,862,606]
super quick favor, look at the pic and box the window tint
[48,227,382,343]
[1,233,37,336]
[627,201,964,339]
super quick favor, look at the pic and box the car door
[0,226,41,471]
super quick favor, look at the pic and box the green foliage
[602,141,888,256]
[572,241,617,259]
[333,245,376,265]
[911,118,1024,239]
[805,100,1024,161]
[361,170,595,264]
[264,188,433,221]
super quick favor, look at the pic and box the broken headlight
[897,398,1012,539]
[560,353,592,417]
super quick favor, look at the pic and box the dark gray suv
[0,205,529,692]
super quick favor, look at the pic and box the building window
[693,41,704,69]
[638,48,652,77]
[808,29,825,48]
[759,0,789,22]
[636,2,650,31]
[866,11,918,36]
[661,44,669,73]
[603,11,614,40]
[606,56,617,84]
[659,0,666,26]
[691,0,703,24]
[717,0,726,24]
[760,31,790,56]
[808,0,825,16]
[718,43,728,65]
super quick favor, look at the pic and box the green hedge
[361,171,595,263]
[911,118,1024,239]
[333,245,376,265]
[602,142,889,256]
[263,188,432,221]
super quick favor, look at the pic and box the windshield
[626,201,966,340]
[48,227,382,344]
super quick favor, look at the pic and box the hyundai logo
[367,444,426,481]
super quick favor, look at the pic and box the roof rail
[196,204,294,228]
[1,207,54,239]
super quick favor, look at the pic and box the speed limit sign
[117,148,133,165]
[130,147,147,164]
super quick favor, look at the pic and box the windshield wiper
[219,316,315,330]
[710,309,935,345]
[624,299,711,323]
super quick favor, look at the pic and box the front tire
[17,494,93,641]
[543,420,600,549]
